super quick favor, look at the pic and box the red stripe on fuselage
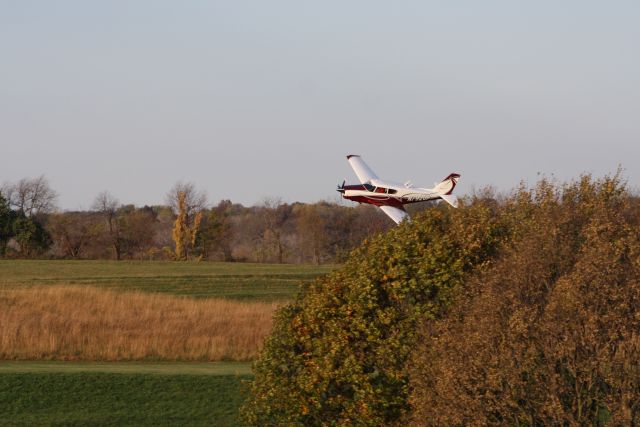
[343,194,405,208]
[342,192,442,207]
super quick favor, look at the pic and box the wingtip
[346,154,360,159]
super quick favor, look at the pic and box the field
[0,260,334,426]
[0,286,279,361]
[0,260,333,300]
[0,363,251,426]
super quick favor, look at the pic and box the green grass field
[0,367,251,426]
[0,260,334,425]
[0,260,333,300]
[0,362,252,376]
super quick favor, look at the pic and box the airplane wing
[347,155,379,184]
[379,205,409,224]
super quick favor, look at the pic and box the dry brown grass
[0,286,280,361]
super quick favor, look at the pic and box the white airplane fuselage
[339,179,448,208]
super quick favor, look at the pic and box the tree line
[0,176,395,263]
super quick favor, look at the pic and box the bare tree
[2,175,58,217]
[92,191,122,260]
[93,191,119,214]
[165,181,207,223]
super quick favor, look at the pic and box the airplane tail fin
[433,173,461,208]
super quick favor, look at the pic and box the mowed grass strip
[0,286,279,361]
[0,361,252,375]
[28,274,310,300]
[0,260,333,300]
[0,372,251,426]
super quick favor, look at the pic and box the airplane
[337,155,460,224]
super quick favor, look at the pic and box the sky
[1,1,639,210]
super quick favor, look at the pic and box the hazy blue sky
[2,1,639,210]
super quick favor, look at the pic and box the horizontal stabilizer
[440,193,458,208]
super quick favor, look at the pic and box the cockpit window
[388,189,397,194]
[363,184,375,192]
[375,187,386,194]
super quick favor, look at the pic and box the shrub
[242,200,506,425]
[409,174,640,425]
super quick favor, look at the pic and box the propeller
[337,180,346,193]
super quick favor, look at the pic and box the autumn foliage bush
[410,174,640,425]
[243,173,640,426]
